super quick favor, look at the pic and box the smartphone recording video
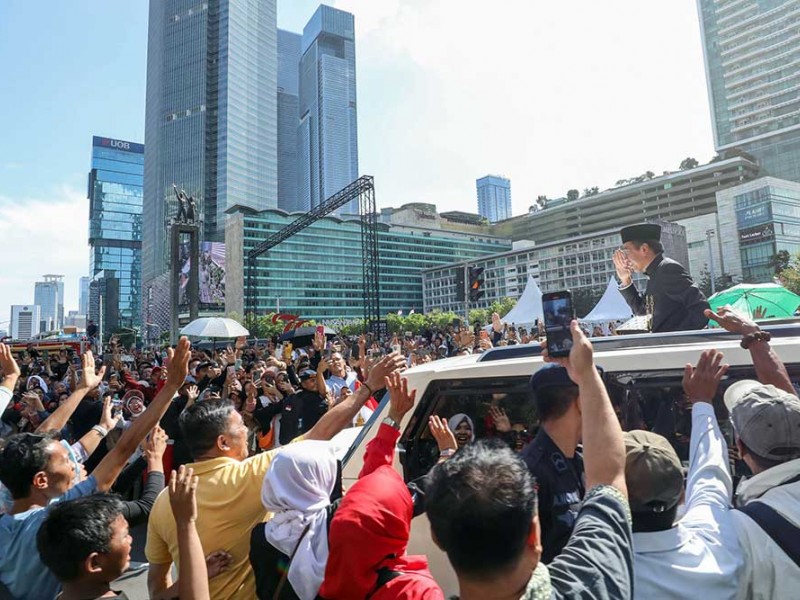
[542,290,575,358]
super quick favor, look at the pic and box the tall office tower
[697,0,800,182]
[476,175,512,222]
[298,5,359,214]
[88,136,144,330]
[79,276,90,315]
[277,29,303,212]
[33,275,63,331]
[142,0,278,288]
[10,305,41,340]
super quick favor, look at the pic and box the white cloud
[334,0,716,215]
[0,185,88,327]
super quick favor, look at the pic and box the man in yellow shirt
[146,352,406,600]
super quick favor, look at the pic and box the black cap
[299,369,317,380]
[529,364,603,392]
[621,224,661,244]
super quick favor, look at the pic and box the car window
[400,363,800,483]
[400,376,536,481]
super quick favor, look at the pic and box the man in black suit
[614,223,709,332]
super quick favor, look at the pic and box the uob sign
[108,139,131,150]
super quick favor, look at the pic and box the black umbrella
[277,326,337,347]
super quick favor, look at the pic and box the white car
[339,324,800,596]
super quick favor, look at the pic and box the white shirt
[632,402,743,600]
[731,457,800,600]
[0,387,11,415]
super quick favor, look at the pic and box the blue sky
[0,0,715,322]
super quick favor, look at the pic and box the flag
[397,310,403,316]
[409,309,415,315]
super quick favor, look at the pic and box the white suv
[339,324,800,595]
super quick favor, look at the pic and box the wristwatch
[382,416,401,430]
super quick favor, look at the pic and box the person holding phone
[614,223,709,333]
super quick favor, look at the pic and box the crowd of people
[0,302,799,599]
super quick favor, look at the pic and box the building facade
[33,275,64,331]
[298,5,359,215]
[277,29,303,213]
[88,136,144,332]
[10,305,41,340]
[477,175,512,222]
[142,0,278,290]
[492,157,760,244]
[225,207,510,320]
[697,0,800,182]
[714,177,800,282]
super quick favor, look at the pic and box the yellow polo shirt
[145,450,280,600]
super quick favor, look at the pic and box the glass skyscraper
[277,29,302,212]
[298,5,359,215]
[88,136,144,331]
[477,175,512,222]
[142,0,278,288]
[697,0,800,182]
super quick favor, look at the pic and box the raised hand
[429,415,457,454]
[704,305,759,336]
[385,372,416,422]
[0,343,21,382]
[682,349,728,403]
[491,312,504,333]
[143,425,168,465]
[169,465,198,525]
[166,337,192,389]
[489,406,511,432]
[365,352,407,392]
[78,351,107,390]
[613,249,633,285]
[313,331,325,351]
[752,305,767,320]
[99,395,122,431]
[205,550,233,579]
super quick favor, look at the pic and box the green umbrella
[708,283,800,320]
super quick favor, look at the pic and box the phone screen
[542,290,575,358]
[227,365,235,377]
[316,325,325,338]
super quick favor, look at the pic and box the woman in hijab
[250,440,339,600]
[319,465,443,600]
[448,413,475,449]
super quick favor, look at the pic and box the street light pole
[706,229,717,295]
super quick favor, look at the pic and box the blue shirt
[0,475,98,600]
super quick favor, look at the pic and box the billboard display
[178,242,225,307]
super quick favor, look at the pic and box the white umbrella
[180,317,250,338]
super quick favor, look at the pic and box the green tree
[697,269,737,298]
[679,157,699,170]
[769,250,791,274]
[566,189,580,202]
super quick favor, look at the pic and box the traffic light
[468,266,485,302]
[455,268,466,302]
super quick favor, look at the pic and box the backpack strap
[366,567,404,598]
[736,501,800,569]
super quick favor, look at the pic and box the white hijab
[261,440,337,600]
[448,413,476,442]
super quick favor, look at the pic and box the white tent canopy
[500,275,544,326]
[581,277,633,322]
